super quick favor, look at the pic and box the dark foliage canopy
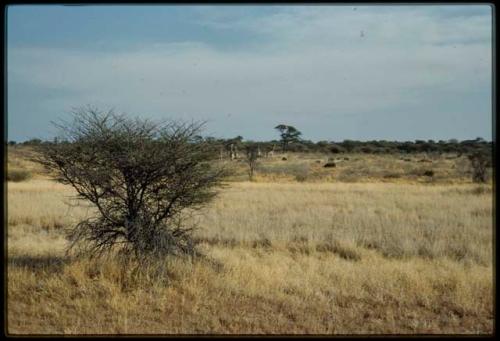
[274,124,302,152]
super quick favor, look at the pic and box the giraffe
[222,136,243,160]
[265,144,276,158]
[230,143,238,160]
[222,142,236,160]
[219,145,225,161]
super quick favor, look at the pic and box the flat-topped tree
[274,124,302,153]
[32,107,227,260]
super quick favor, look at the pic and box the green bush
[8,168,32,182]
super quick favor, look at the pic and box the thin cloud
[7,5,492,141]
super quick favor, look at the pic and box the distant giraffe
[230,143,237,160]
[219,145,225,161]
[265,144,276,158]
[222,142,236,160]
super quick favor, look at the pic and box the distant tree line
[203,137,492,159]
[9,136,493,157]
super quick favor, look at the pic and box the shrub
[422,170,434,177]
[7,168,32,182]
[471,186,490,195]
[329,144,345,154]
[468,152,490,183]
[324,162,336,168]
[360,146,375,153]
[295,172,308,182]
[32,107,227,260]
[23,138,42,145]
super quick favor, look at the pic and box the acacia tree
[33,107,227,259]
[274,124,302,152]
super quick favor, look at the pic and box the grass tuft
[8,168,32,182]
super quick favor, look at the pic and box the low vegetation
[6,115,494,334]
[13,135,492,158]
[7,178,493,334]
[7,168,32,182]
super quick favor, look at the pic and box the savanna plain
[6,146,494,334]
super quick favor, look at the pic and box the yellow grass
[7,146,46,178]
[7,177,494,334]
[223,152,479,184]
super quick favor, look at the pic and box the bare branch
[33,107,228,260]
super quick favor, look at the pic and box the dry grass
[7,168,32,182]
[223,152,484,184]
[6,146,49,186]
[196,182,493,265]
[7,146,46,177]
[7,177,494,335]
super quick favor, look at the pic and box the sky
[6,4,493,142]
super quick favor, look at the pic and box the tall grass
[7,179,493,334]
[196,182,493,265]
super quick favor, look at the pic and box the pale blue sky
[6,5,493,142]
